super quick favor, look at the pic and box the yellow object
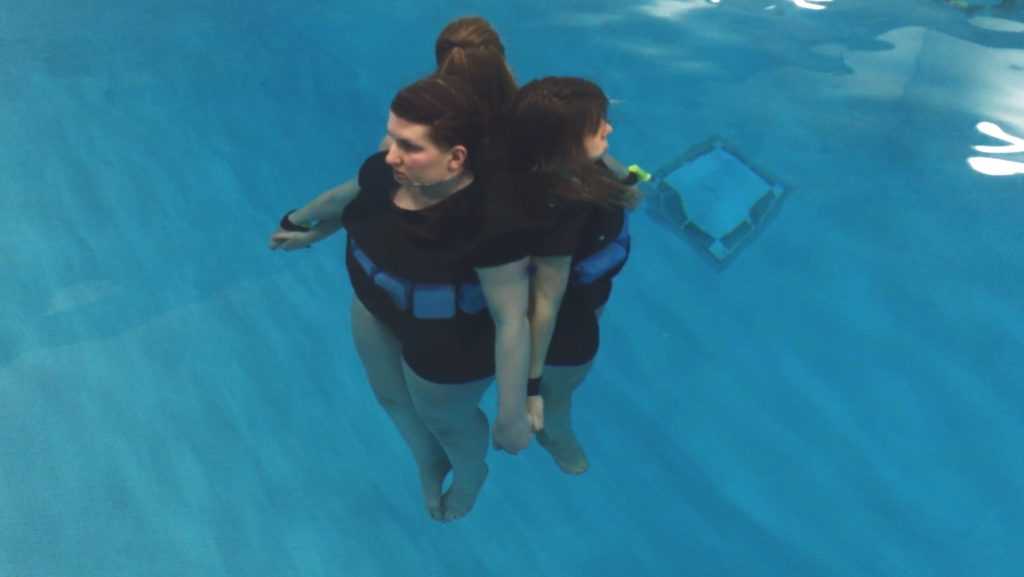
[627,164,652,182]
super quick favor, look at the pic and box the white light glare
[968,121,1024,176]
[967,157,1024,176]
[973,121,1024,154]
[792,0,833,10]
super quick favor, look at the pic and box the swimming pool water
[2,1,1022,576]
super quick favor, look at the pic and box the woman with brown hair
[505,76,641,475]
[268,19,530,522]
[268,17,515,244]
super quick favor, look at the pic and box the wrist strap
[527,376,542,397]
[280,209,311,232]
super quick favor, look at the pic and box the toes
[567,460,589,475]
[538,434,589,475]
[441,491,466,517]
[426,499,444,520]
[427,499,445,521]
[556,459,586,475]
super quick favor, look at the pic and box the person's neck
[405,171,473,207]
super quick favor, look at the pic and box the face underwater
[584,119,613,161]
[385,112,463,187]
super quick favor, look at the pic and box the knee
[419,410,482,439]
[418,412,457,437]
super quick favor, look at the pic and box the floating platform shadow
[646,136,789,265]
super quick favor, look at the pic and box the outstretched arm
[601,152,630,179]
[271,137,392,249]
[287,178,360,227]
[269,179,357,251]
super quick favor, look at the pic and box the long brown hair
[507,77,640,209]
[435,16,506,61]
[434,17,517,133]
[390,74,485,173]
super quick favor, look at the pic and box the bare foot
[419,459,452,521]
[441,463,489,522]
[537,430,589,475]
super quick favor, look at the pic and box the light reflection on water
[969,121,1024,176]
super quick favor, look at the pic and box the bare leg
[537,360,594,475]
[402,363,492,522]
[350,299,450,520]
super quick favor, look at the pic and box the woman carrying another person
[506,77,641,475]
[270,62,532,522]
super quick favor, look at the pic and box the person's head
[434,17,517,127]
[507,76,637,208]
[507,77,612,170]
[385,74,485,187]
[435,16,506,62]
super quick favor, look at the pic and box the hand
[526,396,544,432]
[492,412,532,454]
[269,228,316,251]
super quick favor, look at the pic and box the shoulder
[357,151,393,191]
[344,152,393,222]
